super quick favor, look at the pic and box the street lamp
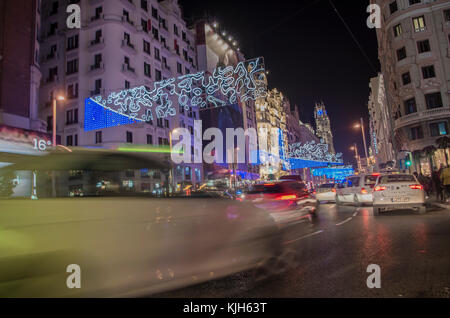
[354,118,369,161]
[52,94,65,147]
[350,144,362,173]
[51,94,65,198]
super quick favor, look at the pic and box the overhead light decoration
[85,58,268,131]
[233,41,237,46]
[222,31,226,36]
[288,141,343,164]
[228,36,233,41]
[213,22,218,28]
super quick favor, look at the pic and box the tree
[436,136,450,167]
[0,171,17,198]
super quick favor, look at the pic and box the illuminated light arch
[84,58,267,132]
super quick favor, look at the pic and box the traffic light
[405,154,412,168]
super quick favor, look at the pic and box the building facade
[0,0,44,132]
[314,101,335,154]
[193,20,260,184]
[374,0,450,175]
[39,0,203,195]
[368,73,396,168]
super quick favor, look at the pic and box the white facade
[374,0,450,173]
[368,74,396,167]
[39,0,203,193]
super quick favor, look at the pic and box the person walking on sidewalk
[432,165,444,202]
[440,165,450,202]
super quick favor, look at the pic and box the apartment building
[39,0,202,195]
[374,0,450,174]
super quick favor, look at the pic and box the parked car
[336,174,380,206]
[372,173,426,215]
[315,183,337,203]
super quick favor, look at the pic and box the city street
[156,203,450,298]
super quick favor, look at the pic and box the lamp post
[350,144,362,173]
[51,94,65,197]
[354,118,369,161]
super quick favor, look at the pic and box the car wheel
[417,206,426,215]
[354,195,362,207]
[373,207,381,216]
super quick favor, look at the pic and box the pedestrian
[432,166,444,202]
[440,165,450,202]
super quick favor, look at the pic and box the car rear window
[364,176,378,187]
[248,184,282,194]
[379,175,415,184]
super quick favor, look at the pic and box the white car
[315,183,337,203]
[372,173,426,215]
[336,174,379,206]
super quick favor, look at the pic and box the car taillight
[332,189,336,193]
[275,194,297,201]
[361,188,368,194]
[374,186,386,192]
[409,184,423,190]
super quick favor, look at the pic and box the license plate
[392,197,409,203]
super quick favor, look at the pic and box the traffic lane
[154,205,450,298]
[237,206,450,298]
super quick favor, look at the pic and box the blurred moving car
[336,174,379,206]
[315,183,337,203]
[372,173,426,215]
[0,149,284,297]
[241,181,318,225]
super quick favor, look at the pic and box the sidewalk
[426,196,450,210]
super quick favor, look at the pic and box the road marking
[283,230,324,245]
[336,217,353,226]
[353,211,359,217]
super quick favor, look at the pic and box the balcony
[89,63,105,75]
[395,107,450,129]
[91,88,105,97]
[121,40,136,54]
[45,52,58,62]
[122,64,137,78]
[88,38,105,51]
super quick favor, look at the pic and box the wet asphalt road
[155,203,450,298]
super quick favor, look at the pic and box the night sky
[179,0,380,165]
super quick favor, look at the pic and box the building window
[141,19,148,32]
[389,1,398,14]
[157,118,163,128]
[66,59,78,75]
[126,131,133,143]
[147,134,153,145]
[66,109,78,125]
[177,62,182,74]
[125,80,130,89]
[393,24,402,37]
[155,69,162,81]
[174,24,179,36]
[417,39,430,53]
[143,40,150,54]
[430,122,448,137]
[425,92,443,109]
[67,35,79,50]
[404,98,417,115]
[151,6,158,19]
[410,126,423,140]
[445,9,450,22]
[141,0,148,11]
[94,79,102,94]
[66,135,73,146]
[409,0,421,5]
[154,47,160,60]
[164,119,169,128]
[422,65,435,79]
[402,72,411,85]
[412,16,426,32]
[67,83,79,99]
[396,47,407,61]
[95,131,102,144]
[144,62,151,77]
